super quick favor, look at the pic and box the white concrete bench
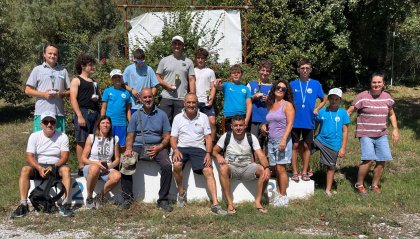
[29,161,314,205]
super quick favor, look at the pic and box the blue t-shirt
[222,82,252,117]
[290,78,324,129]
[127,106,171,147]
[247,81,272,123]
[315,107,350,151]
[123,63,159,110]
[102,87,131,126]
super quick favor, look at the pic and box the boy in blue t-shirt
[101,69,131,150]
[215,64,252,132]
[313,88,350,196]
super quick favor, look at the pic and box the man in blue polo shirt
[123,88,172,211]
[123,49,159,114]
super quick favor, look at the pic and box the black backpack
[223,131,255,155]
[29,173,65,213]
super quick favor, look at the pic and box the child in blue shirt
[101,69,131,150]
[215,64,252,132]
[313,88,350,196]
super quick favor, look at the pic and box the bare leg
[76,142,85,169]
[208,116,216,142]
[19,166,33,200]
[292,143,299,174]
[59,166,72,201]
[173,162,184,194]
[103,171,122,195]
[357,160,374,186]
[325,166,335,193]
[372,161,385,186]
[86,165,100,198]
[275,164,288,196]
[202,167,218,205]
[219,164,234,211]
[255,166,267,209]
[301,142,311,174]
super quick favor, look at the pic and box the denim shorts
[267,137,292,166]
[83,164,116,181]
[198,102,215,117]
[360,135,392,161]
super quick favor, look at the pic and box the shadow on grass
[394,97,420,140]
[0,103,33,123]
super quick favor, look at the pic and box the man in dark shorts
[170,93,226,215]
[11,111,72,218]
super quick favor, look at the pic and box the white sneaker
[272,195,289,207]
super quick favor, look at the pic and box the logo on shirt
[335,116,340,122]
[182,63,186,67]
[307,88,312,94]
[241,89,246,94]
[121,93,127,99]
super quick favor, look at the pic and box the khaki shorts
[228,163,261,181]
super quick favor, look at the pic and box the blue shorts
[178,147,210,175]
[112,126,127,147]
[267,137,292,166]
[198,103,215,117]
[74,108,99,143]
[359,135,392,161]
[83,164,115,181]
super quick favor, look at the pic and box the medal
[302,104,305,108]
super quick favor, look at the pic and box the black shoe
[157,200,173,212]
[11,204,29,218]
[78,168,84,176]
[59,203,73,217]
[120,200,132,210]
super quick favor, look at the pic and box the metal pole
[97,41,100,60]
[124,4,129,59]
[391,31,396,86]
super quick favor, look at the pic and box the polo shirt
[171,111,211,150]
[127,106,171,146]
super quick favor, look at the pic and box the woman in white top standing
[82,116,121,207]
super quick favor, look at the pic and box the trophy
[206,90,211,106]
[92,82,99,100]
[49,75,58,95]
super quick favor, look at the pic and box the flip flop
[291,174,300,182]
[257,207,268,214]
[227,208,237,215]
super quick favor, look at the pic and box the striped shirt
[351,90,394,137]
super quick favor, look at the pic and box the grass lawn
[1,86,419,238]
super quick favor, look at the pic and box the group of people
[11,35,399,218]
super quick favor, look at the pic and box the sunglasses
[275,86,287,92]
[133,60,144,65]
[42,120,56,125]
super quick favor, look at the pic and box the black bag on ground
[29,173,65,213]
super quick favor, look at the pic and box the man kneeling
[12,111,73,218]
[213,115,271,214]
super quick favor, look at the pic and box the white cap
[328,88,343,98]
[40,111,56,121]
[110,69,123,78]
[171,35,184,44]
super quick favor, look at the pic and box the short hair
[371,71,386,82]
[298,58,312,67]
[259,60,272,71]
[75,54,96,74]
[133,49,145,60]
[231,115,245,123]
[43,43,59,53]
[194,48,209,58]
[229,64,243,74]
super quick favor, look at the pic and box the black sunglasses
[275,86,287,92]
[133,60,144,64]
[42,120,56,125]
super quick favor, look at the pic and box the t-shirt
[194,67,216,103]
[266,101,288,140]
[290,78,325,129]
[315,107,350,151]
[216,132,261,167]
[157,54,195,100]
[127,106,171,147]
[171,111,211,150]
[123,63,159,110]
[102,87,131,126]
[88,134,119,163]
[247,81,272,123]
[351,90,394,137]
[26,63,70,116]
[222,82,252,117]
[26,131,69,164]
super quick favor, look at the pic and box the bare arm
[26,152,45,177]
[212,144,227,165]
[69,77,86,126]
[279,102,295,151]
[188,75,196,94]
[203,134,213,167]
[245,98,252,126]
[126,103,131,122]
[208,81,217,107]
[314,95,328,115]
[25,85,55,100]
[389,108,399,143]
[152,87,157,96]
[124,132,135,156]
[255,149,270,180]
[170,136,183,162]
[55,151,69,167]
[339,124,349,158]
[100,102,107,117]
[109,142,120,169]
[156,73,173,90]
[347,105,356,117]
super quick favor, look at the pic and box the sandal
[302,173,311,181]
[291,174,300,182]
[257,207,268,214]
[227,207,237,215]
[307,169,314,177]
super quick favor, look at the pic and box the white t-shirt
[26,131,69,164]
[88,134,119,163]
[171,111,211,150]
[216,132,261,167]
[194,67,216,103]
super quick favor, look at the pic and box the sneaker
[59,203,73,217]
[157,200,173,212]
[369,185,381,194]
[355,183,368,195]
[86,197,94,209]
[119,200,132,210]
[211,204,227,216]
[11,204,29,218]
[177,191,187,208]
[272,195,289,207]
[77,168,84,176]
[93,193,104,209]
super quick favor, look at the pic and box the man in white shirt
[170,93,226,215]
[11,111,72,218]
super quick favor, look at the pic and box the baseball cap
[120,151,139,175]
[40,111,56,121]
[171,35,184,44]
[110,69,123,78]
[328,88,343,98]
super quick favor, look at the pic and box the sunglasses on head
[275,86,287,92]
[42,120,56,125]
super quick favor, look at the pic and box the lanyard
[329,109,338,135]
[299,79,310,108]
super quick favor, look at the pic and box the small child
[101,69,131,151]
[313,88,350,196]
[215,64,252,132]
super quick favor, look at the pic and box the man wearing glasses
[11,111,73,218]
[25,43,70,132]
[123,49,159,114]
